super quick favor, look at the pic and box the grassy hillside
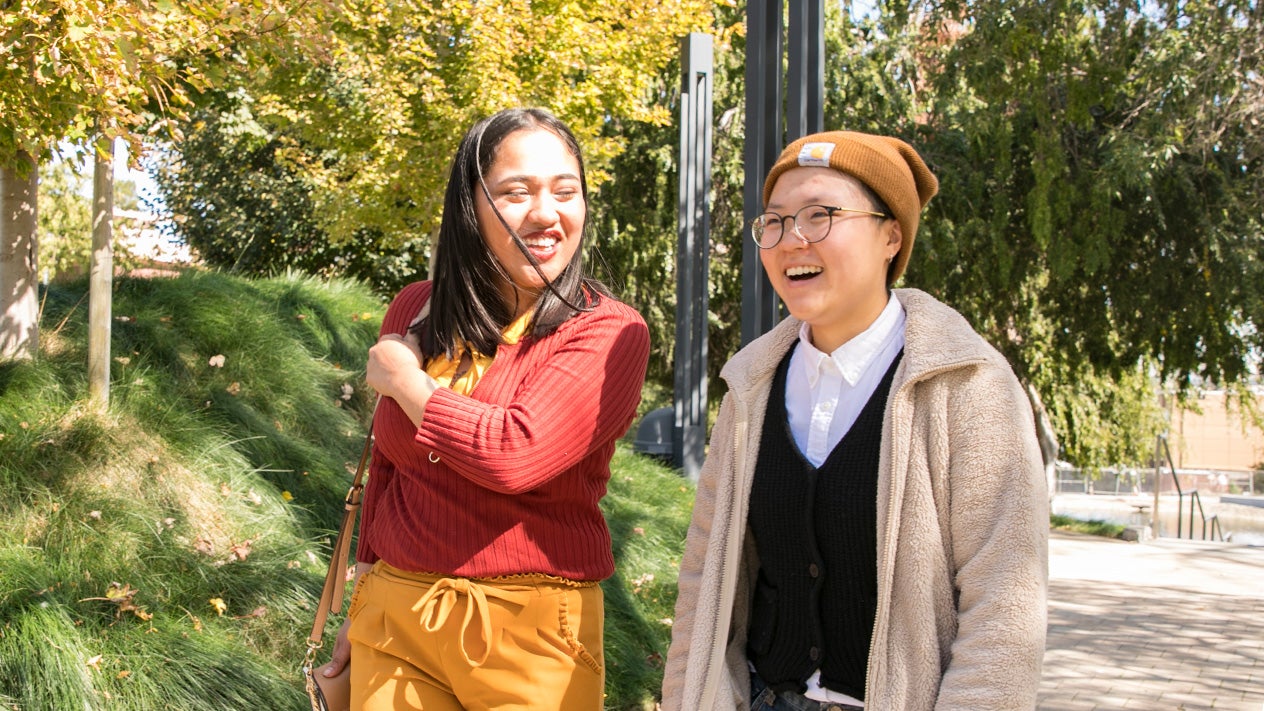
[0,271,692,710]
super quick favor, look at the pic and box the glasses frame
[749,204,888,249]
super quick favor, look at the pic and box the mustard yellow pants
[346,562,605,710]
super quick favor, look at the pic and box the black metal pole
[674,33,713,480]
[787,0,825,140]
[741,0,786,347]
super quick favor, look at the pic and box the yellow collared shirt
[423,311,532,396]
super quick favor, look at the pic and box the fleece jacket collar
[720,288,991,395]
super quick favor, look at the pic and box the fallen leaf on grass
[80,582,150,619]
[631,573,655,594]
[228,539,253,561]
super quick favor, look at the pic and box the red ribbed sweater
[356,281,650,580]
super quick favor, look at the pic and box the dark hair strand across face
[418,108,611,360]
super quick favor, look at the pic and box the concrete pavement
[1040,530,1264,710]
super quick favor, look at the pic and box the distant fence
[1055,466,1259,496]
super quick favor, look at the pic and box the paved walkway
[1040,530,1264,710]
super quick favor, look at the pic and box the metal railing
[1156,434,1224,541]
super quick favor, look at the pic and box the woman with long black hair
[323,107,650,710]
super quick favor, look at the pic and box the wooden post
[88,136,114,410]
[1151,434,1162,537]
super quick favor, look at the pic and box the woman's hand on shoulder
[367,333,438,426]
[366,333,423,399]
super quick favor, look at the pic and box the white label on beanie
[797,142,835,167]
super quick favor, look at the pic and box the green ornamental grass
[0,270,694,710]
[1049,513,1127,539]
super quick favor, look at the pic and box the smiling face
[475,127,586,317]
[760,166,902,353]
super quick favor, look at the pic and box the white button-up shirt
[786,294,906,468]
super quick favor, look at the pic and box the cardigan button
[809,646,820,661]
[808,563,820,578]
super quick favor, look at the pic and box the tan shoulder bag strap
[306,423,374,650]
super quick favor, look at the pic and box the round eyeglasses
[750,204,888,249]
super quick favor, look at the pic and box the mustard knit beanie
[762,130,938,285]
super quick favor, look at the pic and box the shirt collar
[501,309,533,346]
[797,294,905,387]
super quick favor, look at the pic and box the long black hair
[418,107,611,360]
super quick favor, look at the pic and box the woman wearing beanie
[661,131,1048,710]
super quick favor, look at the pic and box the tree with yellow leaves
[155,0,716,273]
[0,0,337,362]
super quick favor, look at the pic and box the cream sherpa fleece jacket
[661,288,1048,710]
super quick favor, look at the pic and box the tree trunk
[1026,383,1061,502]
[89,137,114,410]
[0,150,39,362]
